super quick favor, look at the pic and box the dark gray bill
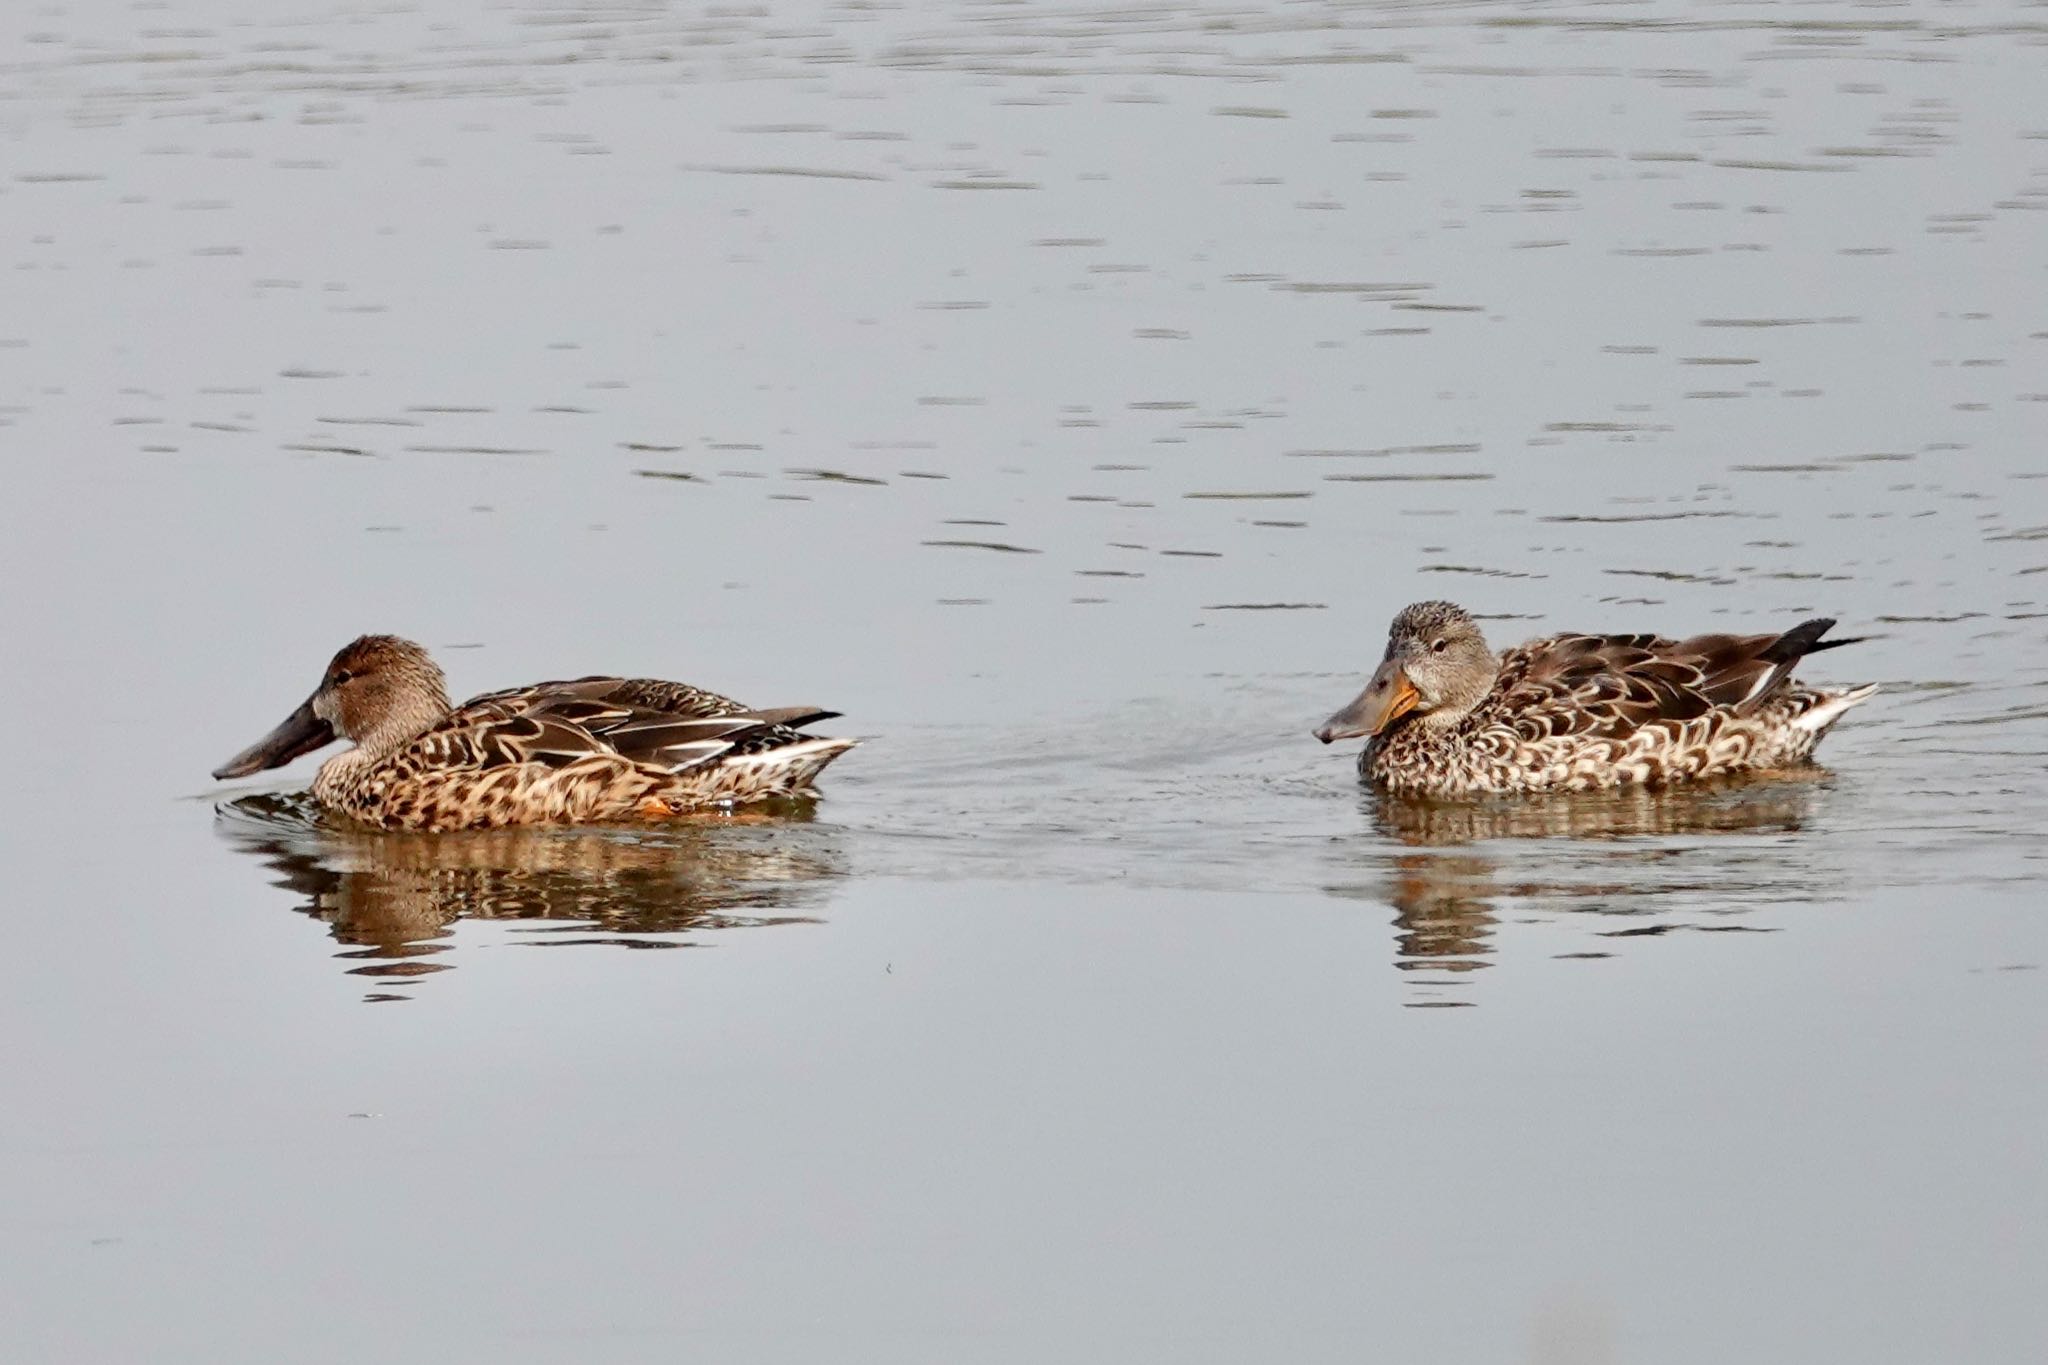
[211,698,336,780]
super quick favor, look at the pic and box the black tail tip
[1766,617,1868,663]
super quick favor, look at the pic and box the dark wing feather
[437,676,829,777]
[593,677,752,719]
[586,680,843,730]
[1499,633,1715,742]
[1667,618,1860,714]
[741,706,842,729]
[474,715,614,769]
[1498,618,1862,740]
[1656,632,1777,709]
[458,676,750,718]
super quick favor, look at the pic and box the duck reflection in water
[1328,774,1833,1006]
[216,794,847,1001]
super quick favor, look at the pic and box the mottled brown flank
[296,649,855,831]
[1360,623,1874,797]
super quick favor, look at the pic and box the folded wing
[440,676,842,776]
[1500,618,1856,743]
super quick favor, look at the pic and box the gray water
[4,0,2046,1360]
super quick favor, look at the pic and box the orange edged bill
[1314,660,1420,743]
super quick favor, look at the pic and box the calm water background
[4,0,2046,1360]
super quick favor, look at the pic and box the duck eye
[331,669,354,684]
[1430,639,1448,654]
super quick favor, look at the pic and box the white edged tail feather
[1793,683,1879,734]
[753,736,860,790]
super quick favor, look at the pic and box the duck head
[212,635,452,780]
[1315,600,1498,743]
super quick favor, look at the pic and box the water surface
[3,0,2046,1360]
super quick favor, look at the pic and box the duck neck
[1414,657,1496,734]
[315,683,452,801]
[312,746,377,805]
[356,683,452,761]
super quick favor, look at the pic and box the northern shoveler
[212,635,858,830]
[1314,601,1877,797]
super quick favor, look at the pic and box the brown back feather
[1503,633,1718,741]
[1499,618,1858,741]
[427,676,838,777]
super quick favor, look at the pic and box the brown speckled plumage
[213,636,858,830]
[1316,601,1877,797]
